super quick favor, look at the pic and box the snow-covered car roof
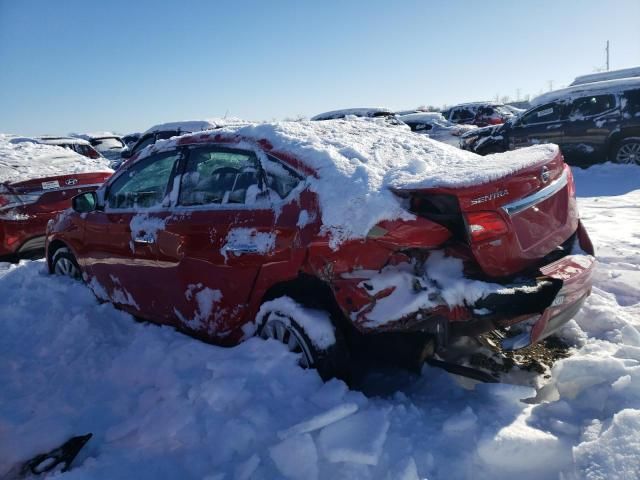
[398,112,449,124]
[311,108,395,121]
[0,134,112,184]
[142,118,559,248]
[447,102,504,109]
[71,132,122,141]
[142,118,246,135]
[35,136,92,146]
[570,66,640,86]
[530,77,640,107]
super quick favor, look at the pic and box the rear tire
[257,297,350,381]
[51,247,82,281]
[612,137,640,164]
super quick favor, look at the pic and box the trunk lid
[4,171,111,213]
[400,149,578,278]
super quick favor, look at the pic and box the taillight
[465,211,508,243]
[0,192,41,211]
[566,166,576,198]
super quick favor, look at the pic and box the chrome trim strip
[502,169,568,216]
[40,183,104,193]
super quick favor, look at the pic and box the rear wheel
[257,296,350,381]
[51,247,82,281]
[612,137,640,164]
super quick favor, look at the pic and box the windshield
[92,137,124,151]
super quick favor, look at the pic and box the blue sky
[1,0,639,135]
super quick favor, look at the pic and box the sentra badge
[470,189,509,205]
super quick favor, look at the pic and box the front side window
[106,151,179,209]
[622,89,640,114]
[569,94,615,119]
[520,103,564,125]
[132,134,156,155]
[179,147,263,206]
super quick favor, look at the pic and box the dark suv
[461,78,640,166]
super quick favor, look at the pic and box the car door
[508,102,568,150]
[153,145,305,342]
[80,149,182,319]
[562,93,618,164]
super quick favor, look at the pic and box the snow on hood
[0,134,112,184]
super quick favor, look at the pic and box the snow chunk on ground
[255,296,336,349]
[573,409,640,480]
[477,408,567,472]
[278,403,359,439]
[318,409,390,465]
[269,433,319,480]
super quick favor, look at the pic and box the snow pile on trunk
[188,119,556,247]
[0,134,112,184]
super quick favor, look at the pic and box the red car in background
[442,102,515,127]
[0,137,112,260]
[1,172,112,259]
[46,122,594,380]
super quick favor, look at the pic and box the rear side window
[569,94,615,119]
[622,89,640,114]
[520,103,565,125]
[264,155,302,199]
[179,147,263,206]
[451,108,474,122]
[107,151,179,209]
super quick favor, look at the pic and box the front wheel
[612,137,640,164]
[51,247,82,281]
[257,296,349,381]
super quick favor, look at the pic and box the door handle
[133,234,155,244]
[224,244,259,255]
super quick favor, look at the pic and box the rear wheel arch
[608,128,640,159]
[610,135,640,164]
[260,273,347,329]
[257,274,351,381]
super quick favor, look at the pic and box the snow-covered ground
[0,163,639,479]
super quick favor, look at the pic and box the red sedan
[45,121,594,379]
[1,138,112,260]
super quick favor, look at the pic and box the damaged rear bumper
[335,222,595,351]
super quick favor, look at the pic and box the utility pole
[606,40,610,71]
[548,80,553,92]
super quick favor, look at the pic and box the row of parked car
[0,77,605,381]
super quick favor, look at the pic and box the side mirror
[120,148,132,159]
[72,191,98,213]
